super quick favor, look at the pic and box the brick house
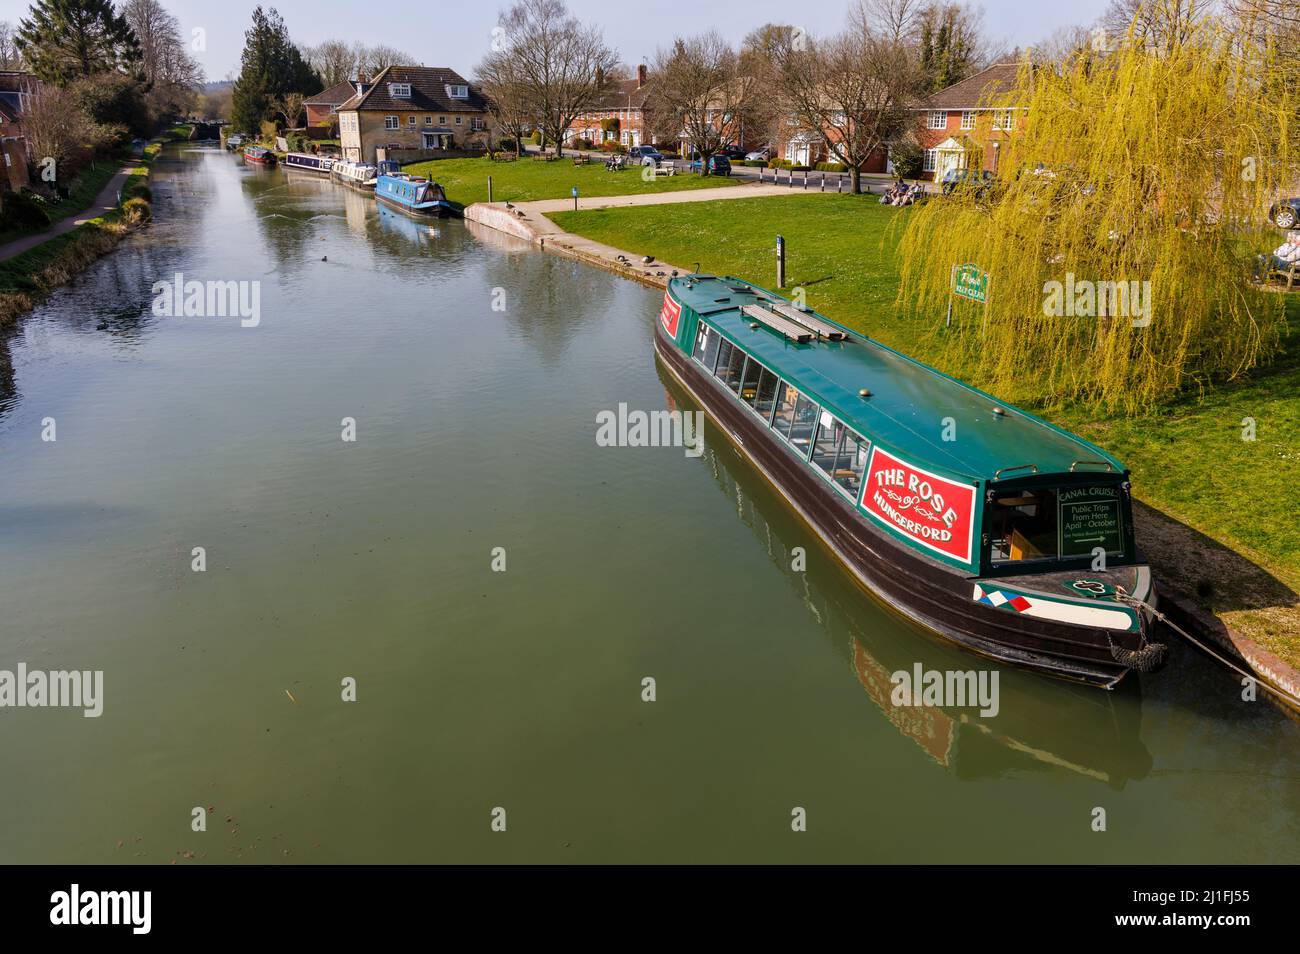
[337,66,493,162]
[568,65,653,149]
[914,63,1022,181]
[304,79,366,131]
[0,71,41,147]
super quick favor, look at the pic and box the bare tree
[278,91,304,128]
[355,43,413,77]
[1225,0,1300,60]
[1100,0,1216,53]
[22,84,109,174]
[0,21,23,70]
[1029,24,1097,65]
[851,0,927,43]
[491,0,618,157]
[771,22,926,192]
[475,47,535,157]
[305,39,357,87]
[650,32,753,172]
[121,0,203,121]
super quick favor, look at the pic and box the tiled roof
[590,77,652,111]
[337,66,489,113]
[926,63,1022,110]
[305,81,359,106]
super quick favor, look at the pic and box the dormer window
[389,83,412,98]
[447,84,468,99]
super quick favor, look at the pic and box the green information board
[1058,486,1124,557]
[952,263,990,304]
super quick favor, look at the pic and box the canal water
[0,144,1296,864]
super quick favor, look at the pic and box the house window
[384,115,398,130]
[471,118,486,132]
[923,148,938,172]
[389,83,411,98]
[425,116,432,125]
[960,110,976,130]
[408,115,416,126]
[928,110,946,130]
[439,116,446,125]
[455,116,462,125]
[993,109,1014,130]
[447,84,468,99]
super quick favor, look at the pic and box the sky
[0,0,1113,84]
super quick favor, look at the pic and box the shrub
[0,190,51,230]
[120,196,151,225]
[815,161,846,172]
[743,159,768,168]
[598,141,626,154]
[123,179,152,202]
[497,138,516,151]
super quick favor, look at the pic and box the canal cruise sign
[652,273,1164,687]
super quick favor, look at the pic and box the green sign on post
[952,263,990,304]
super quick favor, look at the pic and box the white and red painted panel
[861,446,977,564]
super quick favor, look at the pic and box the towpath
[0,163,139,263]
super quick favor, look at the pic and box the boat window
[752,366,780,421]
[692,323,721,371]
[812,413,868,497]
[773,382,818,454]
[715,339,746,393]
[989,489,1059,563]
[739,357,763,406]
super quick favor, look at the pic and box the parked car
[688,155,732,176]
[720,145,747,160]
[745,149,770,162]
[1269,197,1300,229]
[940,168,994,196]
[628,145,663,166]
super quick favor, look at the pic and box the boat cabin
[661,275,1137,580]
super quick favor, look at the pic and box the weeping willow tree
[895,16,1295,413]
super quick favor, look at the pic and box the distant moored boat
[283,152,335,173]
[332,160,378,189]
[373,170,452,218]
[242,145,275,166]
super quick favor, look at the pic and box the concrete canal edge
[464,201,683,290]
[465,199,1300,712]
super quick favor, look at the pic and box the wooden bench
[653,164,675,178]
[491,153,517,162]
[1266,260,1299,290]
[573,154,590,165]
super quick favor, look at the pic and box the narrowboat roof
[668,275,1126,484]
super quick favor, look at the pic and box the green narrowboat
[654,274,1166,688]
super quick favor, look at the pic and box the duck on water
[654,274,1167,688]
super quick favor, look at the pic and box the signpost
[572,185,578,212]
[776,234,785,289]
[946,262,991,327]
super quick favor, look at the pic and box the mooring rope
[1115,594,1300,709]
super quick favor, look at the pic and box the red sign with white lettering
[660,292,681,339]
[861,446,976,563]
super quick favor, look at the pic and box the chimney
[637,64,647,88]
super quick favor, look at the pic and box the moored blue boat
[374,166,452,218]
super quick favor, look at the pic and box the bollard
[820,174,824,192]
[802,171,807,190]
[488,176,493,204]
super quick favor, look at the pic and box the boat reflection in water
[659,368,1153,789]
[374,203,442,250]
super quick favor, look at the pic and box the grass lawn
[401,155,739,211]
[551,194,1300,661]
